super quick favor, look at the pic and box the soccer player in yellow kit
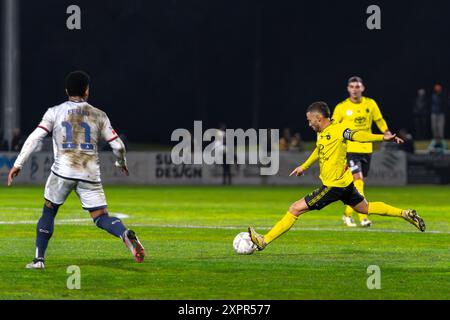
[248,102,425,251]
[333,76,390,228]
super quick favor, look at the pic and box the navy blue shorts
[347,153,372,178]
[304,183,365,211]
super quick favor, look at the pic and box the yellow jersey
[302,122,353,187]
[300,122,384,188]
[332,97,388,154]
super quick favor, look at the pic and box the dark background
[4,0,450,143]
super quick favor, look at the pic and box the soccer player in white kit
[7,71,145,269]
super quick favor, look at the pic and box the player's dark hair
[65,71,90,96]
[307,101,331,118]
[348,76,364,85]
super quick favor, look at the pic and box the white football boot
[26,259,45,269]
[342,215,357,227]
[123,230,145,263]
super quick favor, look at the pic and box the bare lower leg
[45,200,54,209]
[288,198,310,217]
[352,199,369,214]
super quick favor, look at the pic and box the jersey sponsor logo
[354,116,366,125]
[317,144,330,161]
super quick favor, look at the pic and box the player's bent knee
[44,200,58,209]
[351,200,369,214]
[90,208,108,219]
[289,199,308,216]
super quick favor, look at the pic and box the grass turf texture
[0,185,449,300]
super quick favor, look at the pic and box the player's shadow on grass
[70,258,147,272]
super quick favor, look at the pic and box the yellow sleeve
[300,148,319,171]
[346,130,384,143]
[374,118,389,133]
[372,100,389,132]
[332,104,343,123]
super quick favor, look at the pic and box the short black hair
[348,76,364,85]
[306,101,331,118]
[65,71,90,96]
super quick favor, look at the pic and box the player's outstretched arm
[290,166,305,177]
[346,129,404,144]
[375,118,389,134]
[372,101,390,134]
[7,127,48,186]
[290,147,318,177]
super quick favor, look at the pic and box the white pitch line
[0,210,447,234]
[2,220,445,235]
[125,224,450,235]
[0,213,129,225]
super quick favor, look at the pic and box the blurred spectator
[428,137,448,155]
[0,130,9,151]
[279,128,292,151]
[288,133,304,152]
[430,84,447,139]
[11,128,25,152]
[397,128,415,154]
[412,88,428,140]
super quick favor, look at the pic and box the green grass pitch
[0,185,449,300]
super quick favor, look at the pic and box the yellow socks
[345,179,367,221]
[344,205,354,217]
[264,212,298,245]
[368,202,403,217]
[354,180,369,222]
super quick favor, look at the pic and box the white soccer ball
[233,232,257,255]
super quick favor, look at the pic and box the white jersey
[37,101,119,182]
